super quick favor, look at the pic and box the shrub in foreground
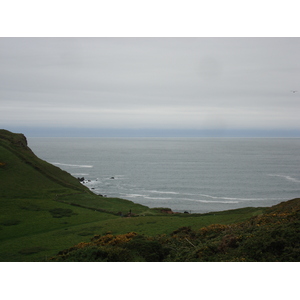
[50,201,300,262]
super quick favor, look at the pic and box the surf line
[51,162,93,168]
[268,174,300,183]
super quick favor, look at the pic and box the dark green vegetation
[51,199,300,262]
[1,129,300,261]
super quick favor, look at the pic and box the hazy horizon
[4,127,300,138]
[1,37,300,138]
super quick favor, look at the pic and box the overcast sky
[1,37,300,137]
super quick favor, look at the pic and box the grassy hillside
[1,129,300,262]
[50,198,300,262]
[0,129,90,197]
[0,129,153,261]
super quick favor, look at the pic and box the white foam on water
[268,174,300,183]
[52,162,93,168]
[147,190,180,195]
[182,198,239,204]
[124,193,147,198]
[72,173,90,176]
[144,196,173,200]
[199,193,282,201]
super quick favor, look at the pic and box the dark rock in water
[110,177,115,179]
[78,177,85,182]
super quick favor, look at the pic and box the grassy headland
[1,129,299,261]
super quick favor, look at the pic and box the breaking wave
[199,194,282,201]
[268,174,300,183]
[52,162,93,168]
[183,198,239,204]
[147,190,180,195]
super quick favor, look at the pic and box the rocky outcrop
[0,129,34,155]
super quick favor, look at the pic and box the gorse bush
[51,232,167,262]
[50,201,300,262]
[124,235,168,262]
[91,232,138,246]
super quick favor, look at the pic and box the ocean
[27,137,300,213]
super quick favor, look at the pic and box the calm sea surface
[27,137,300,213]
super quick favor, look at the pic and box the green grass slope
[0,129,89,197]
[0,129,153,261]
[51,198,300,262]
[1,129,299,262]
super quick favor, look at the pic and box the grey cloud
[1,37,300,135]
